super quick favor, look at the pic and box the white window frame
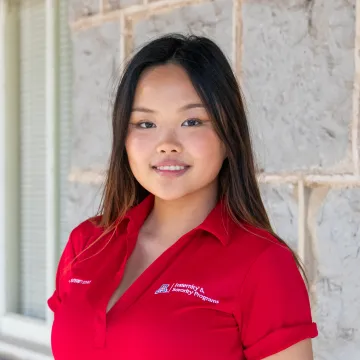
[0,0,61,355]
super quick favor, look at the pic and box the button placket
[94,311,107,348]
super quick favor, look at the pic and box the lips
[152,160,189,169]
[151,160,190,177]
[156,165,186,171]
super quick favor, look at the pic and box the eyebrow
[131,103,205,113]
[179,103,205,111]
[131,107,155,113]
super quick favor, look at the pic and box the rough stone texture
[69,0,100,22]
[133,0,233,64]
[259,183,298,251]
[242,0,355,172]
[65,181,104,245]
[72,21,120,170]
[313,189,360,360]
[107,0,142,10]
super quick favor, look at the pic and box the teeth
[157,165,185,171]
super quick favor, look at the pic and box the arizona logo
[154,284,170,294]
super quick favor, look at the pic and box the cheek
[185,129,225,163]
[125,132,152,165]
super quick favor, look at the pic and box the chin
[151,192,189,202]
[147,186,194,202]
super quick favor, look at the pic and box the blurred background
[0,0,359,359]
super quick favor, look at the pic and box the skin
[263,339,314,360]
[124,63,314,359]
[126,63,227,244]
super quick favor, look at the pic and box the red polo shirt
[48,195,317,360]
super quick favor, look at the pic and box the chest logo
[155,284,171,294]
[154,283,219,304]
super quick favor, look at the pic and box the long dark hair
[81,34,305,278]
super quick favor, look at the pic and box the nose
[156,131,182,154]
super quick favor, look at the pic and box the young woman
[48,34,318,360]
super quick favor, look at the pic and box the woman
[48,34,318,360]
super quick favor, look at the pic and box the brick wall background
[66,1,360,359]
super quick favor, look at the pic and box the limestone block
[133,0,233,64]
[313,189,360,360]
[69,0,100,22]
[66,181,104,236]
[259,183,298,251]
[72,21,121,169]
[242,0,355,171]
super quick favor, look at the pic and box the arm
[263,339,314,360]
[237,243,318,360]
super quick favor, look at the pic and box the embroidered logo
[154,283,219,304]
[69,278,92,285]
[155,284,170,294]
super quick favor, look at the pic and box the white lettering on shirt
[154,283,219,304]
[69,278,92,285]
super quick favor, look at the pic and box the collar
[123,194,233,246]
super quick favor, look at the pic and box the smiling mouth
[151,165,190,177]
[154,165,187,171]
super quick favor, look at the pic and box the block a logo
[154,284,170,294]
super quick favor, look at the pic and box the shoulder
[67,215,105,255]
[66,214,131,257]
[230,222,296,272]
[229,223,307,305]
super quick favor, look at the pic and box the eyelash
[134,118,203,129]
[182,118,202,127]
[136,121,155,129]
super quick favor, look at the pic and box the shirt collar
[197,198,233,246]
[123,194,233,246]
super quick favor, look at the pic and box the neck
[142,184,219,245]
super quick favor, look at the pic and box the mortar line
[258,173,360,187]
[232,0,242,80]
[259,174,360,186]
[68,169,360,186]
[353,0,360,176]
[100,0,106,13]
[123,0,209,16]
[119,11,127,75]
[231,0,236,68]
[71,0,209,31]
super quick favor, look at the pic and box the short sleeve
[47,231,76,313]
[238,243,318,360]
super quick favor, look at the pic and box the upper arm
[262,339,314,360]
[237,243,318,360]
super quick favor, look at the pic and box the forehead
[133,64,203,107]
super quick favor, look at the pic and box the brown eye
[182,118,202,127]
[138,121,156,129]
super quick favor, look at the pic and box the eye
[137,121,156,129]
[182,118,202,127]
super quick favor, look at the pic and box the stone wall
[67,1,360,359]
